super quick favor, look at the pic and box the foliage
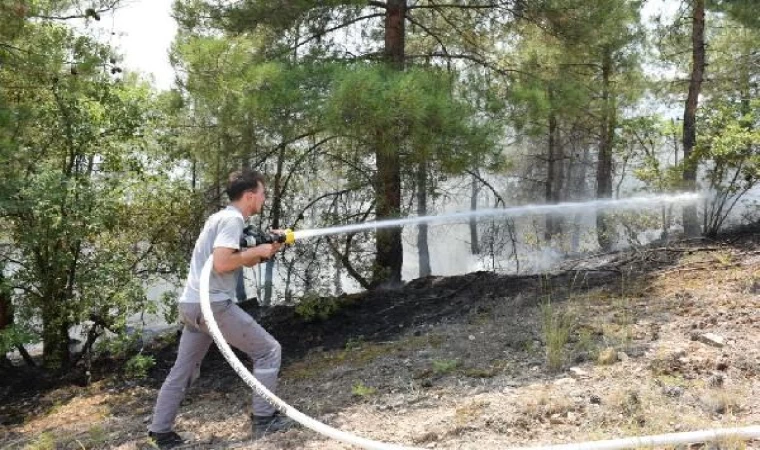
[326,65,497,171]
[540,296,575,372]
[124,353,156,379]
[351,381,377,397]
[695,99,760,235]
[295,292,342,321]
[0,4,200,371]
[432,358,459,375]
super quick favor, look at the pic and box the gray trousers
[149,300,281,433]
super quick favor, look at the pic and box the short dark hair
[226,169,266,201]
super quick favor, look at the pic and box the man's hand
[244,242,281,266]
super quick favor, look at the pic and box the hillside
[1,227,759,450]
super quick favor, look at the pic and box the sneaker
[251,412,297,439]
[148,430,185,449]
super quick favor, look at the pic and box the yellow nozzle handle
[283,229,295,245]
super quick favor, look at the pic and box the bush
[125,353,155,379]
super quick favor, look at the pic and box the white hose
[199,255,425,450]
[509,427,760,450]
[200,255,760,450]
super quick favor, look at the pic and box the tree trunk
[0,272,15,367]
[417,161,431,277]
[572,147,591,253]
[470,170,480,255]
[333,252,343,296]
[597,48,616,251]
[545,92,562,240]
[373,146,403,286]
[385,0,406,71]
[42,307,70,372]
[235,270,247,302]
[682,0,705,237]
[0,271,11,333]
[372,0,406,287]
[263,146,286,305]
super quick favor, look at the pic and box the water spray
[199,190,760,449]
[291,193,700,241]
[242,193,698,245]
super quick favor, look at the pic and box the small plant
[455,400,488,425]
[295,293,341,321]
[161,291,178,325]
[427,334,445,348]
[463,366,497,378]
[541,300,574,372]
[521,390,574,420]
[95,330,141,359]
[27,432,56,450]
[432,358,459,375]
[519,339,539,354]
[351,381,377,397]
[345,336,364,351]
[575,326,598,358]
[87,425,108,446]
[714,251,734,267]
[702,390,742,415]
[125,353,155,379]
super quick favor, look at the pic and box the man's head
[226,169,267,217]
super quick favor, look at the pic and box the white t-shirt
[179,205,245,304]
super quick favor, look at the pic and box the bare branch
[408,3,500,10]
[465,169,506,207]
[404,14,452,71]
[281,134,339,194]
[292,189,356,229]
[31,0,122,21]
[406,52,535,79]
[280,13,386,56]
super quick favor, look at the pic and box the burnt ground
[1,224,759,449]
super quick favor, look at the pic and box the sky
[98,0,177,90]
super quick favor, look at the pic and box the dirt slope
[2,229,759,449]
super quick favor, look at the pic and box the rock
[698,333,725,348]
[749,279,760,294]
[662,386,684,398]
[707,374,724,388]
[554,377,576,385]
[618,351,629,362]
[468,335,476,341]
[589,394,602,404]
[598,347,618,365]
[569,367,589,378]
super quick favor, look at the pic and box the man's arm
[212,245,280,274]
[212,214,282,274]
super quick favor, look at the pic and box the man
[148,170,295,448]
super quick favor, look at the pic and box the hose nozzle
[240,227,296,248]
[280,228,295,245]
